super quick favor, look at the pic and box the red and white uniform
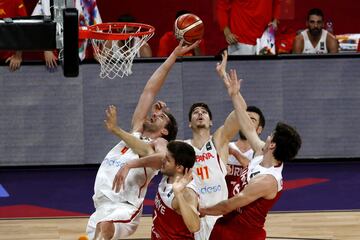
[184,138,228,240]
[151,176,197,240]
[210,155,283,240]
[87,133,158,239]
[226,142,254,198]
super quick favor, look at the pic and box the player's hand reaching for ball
[172,40,201,57]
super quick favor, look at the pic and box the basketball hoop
[79,22,155,79]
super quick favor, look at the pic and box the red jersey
[216,0,280,45]
[0,0,27,18]
[0,0,27,60]
[210,155,283,239]
[151,176,195,240]
[225,164,247,198]
[157,31,206,57]
[226,142,254,198]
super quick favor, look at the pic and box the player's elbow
[187,220,200,233]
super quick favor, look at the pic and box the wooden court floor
[0,211,359,240]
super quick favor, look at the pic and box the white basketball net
[90,25,154,79]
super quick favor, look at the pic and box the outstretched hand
[112,164,130,192]
[173,168,193,194]
[222,69,241,97]
[104,105,119,133]
[216,50,228,78]
[172,40,201,57]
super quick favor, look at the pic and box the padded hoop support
[0,17,56,50]
[63,8,79,77]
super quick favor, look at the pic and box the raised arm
[213,51,245,162]
[172,169,200,233]
[105,105,154,157]
[131,40,200,132]
[224,70,265,155]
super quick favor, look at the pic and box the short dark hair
[163,111,178,141]
[272,122,302,162]
[307,8,324,20]
[118,14,136,23]
[247,105,265,128]
[167,140,196,170]
[188,102,213,121]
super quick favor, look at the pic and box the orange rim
[79,22,155,40]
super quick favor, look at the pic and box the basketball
[174,13,204,44]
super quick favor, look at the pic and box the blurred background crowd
[1,0,360,70]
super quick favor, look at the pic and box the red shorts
[209,216,266,240]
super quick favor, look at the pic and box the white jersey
[87,132,158,239]
[93,132,158,208]
[185,138,228,240]
[228,142,254,166]
[215,155,283,234]
[247,155,283,191]
[184,138,228,207]
[156,176,197,210]
[301,29,328,54]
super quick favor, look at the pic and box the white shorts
[194,215,221,240]
[86,198,142,240]
[228,42,256,55]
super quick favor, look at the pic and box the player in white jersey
[292,8,338,54]
[185,50,245,240]
[200,62,302,240]
[226,106,265,198]
[111,141,200,239]
[86,40,199,240]
[111,50,243,240]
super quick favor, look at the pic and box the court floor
[1,162,360,239]
[1,211,359,240]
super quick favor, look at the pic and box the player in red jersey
[200,63,302,239]
[151,141,200,239]
[111,140,201,239]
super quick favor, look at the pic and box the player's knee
[99,221,115,240]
